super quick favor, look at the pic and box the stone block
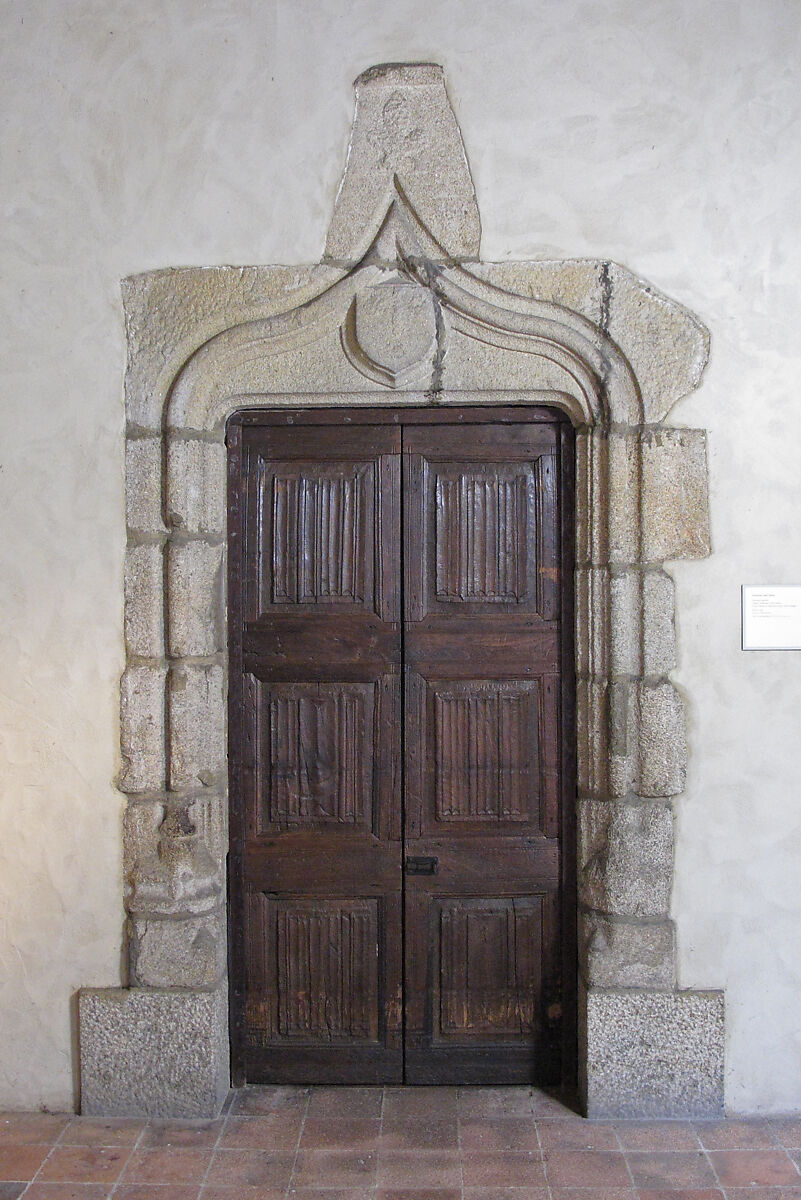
[606,261,710,425]
[575,567,609,679]
[576,679,607,797]
[642,429,711,562]
[130,908,227,989]
[168,664,226,790]
[582,986,725,1118]
[122,264,340,431]
[126,437,164,535]
[470,259,604,326]
[166,439,226,535]
[578,799,673,917]
[580,913,676,989]
[608,680,638,798]
[119,666,167,793]
[124,798,224,921]
[187,790,228,874]
[639,681,687,797]
[325,63,480,263]
[438,325,588,402]
[643,569,677,676]
[124,543,164,658]
[122,799,165,900]
[575,430,608,567]
[167,541,225,657]
[79,985,229,1118]
[465,259,709,424]
[609,570,640,677]
[607,433,641,565]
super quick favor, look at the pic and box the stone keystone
[325,63,481,263]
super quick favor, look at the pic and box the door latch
[405,855,439,875]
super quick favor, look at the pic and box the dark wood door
[227,422,404,1083]
[228,408,574,1087]
[403,422,570,1083]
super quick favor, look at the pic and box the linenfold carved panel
[433,682,540,824]
[438,897,542,1038]
[435,472,527,602]
[261,463,372,609]
[256,681,373,830]
[245,893,379,1043]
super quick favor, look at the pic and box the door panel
[231,423,403,1083]
[403,423,564,1083]
[228,408,573,1087]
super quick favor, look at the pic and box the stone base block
[79,985,229,1118]
[582,985,724,1118]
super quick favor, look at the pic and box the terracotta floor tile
[538,1120,621,1152]
[22,1187,113,1200]
[139,1121,223,1149]
[463,1189,550,1200]
[36,1146,130,1185]
[232,1087,309,1116]
[708,1149,800,1187]
[459,1117,541,1153]
[545,1150,631,1187]
[38,1147,130,1185]
[0,1185,26,1200]
[376,1149,461,1189]
[375,1190,462,1200]
[768,1121,801,1149]
[461,1150,547,1187]
[306,1088,384,1120]
[458,1087,533,1120]
[531,1091,582,1119]
[614,1123,702,1152]
[205,1149,295,1189]
[287,1189,374,1200]
[0,1143,51,1180]
[201,1188,286,1200]
[219,1113,304,1150]
[549,1189,637,1200]
[379,1119,458,1152]
[723,1189,801,1200]
[383,1088,458,1121]
[287,1190,374,1200]
[115,1188,202,1200]
[695,1120,777,1150]
[60,1117,145,1147]
[637,1190,723,1200]
[299,1117,381,1151]
[626,1151,718,1189]
[0,1115,70,1145]
[121,1147,212,1185]
[291,1149,377,1188]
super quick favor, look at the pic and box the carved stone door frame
[79,62,724,1120]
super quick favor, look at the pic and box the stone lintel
[581,985,725,1119]
[79,986,229,1118]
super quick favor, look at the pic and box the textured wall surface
[1,0,800,1112]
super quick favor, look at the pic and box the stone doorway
[79,62,724,1120]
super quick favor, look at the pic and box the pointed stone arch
[79,62,724,1121]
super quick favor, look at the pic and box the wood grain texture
[227,406,575,1087]
[403,420,567,1083]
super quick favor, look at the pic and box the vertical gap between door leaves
[399,423,408,1083]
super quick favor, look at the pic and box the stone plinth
[79,986,229,1118]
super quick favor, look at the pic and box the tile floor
[1,1087,801,1200]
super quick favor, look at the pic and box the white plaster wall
[1,0,799,1111]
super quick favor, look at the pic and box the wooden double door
[227,407,575,1086]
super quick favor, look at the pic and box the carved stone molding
[79,62,724,1120]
